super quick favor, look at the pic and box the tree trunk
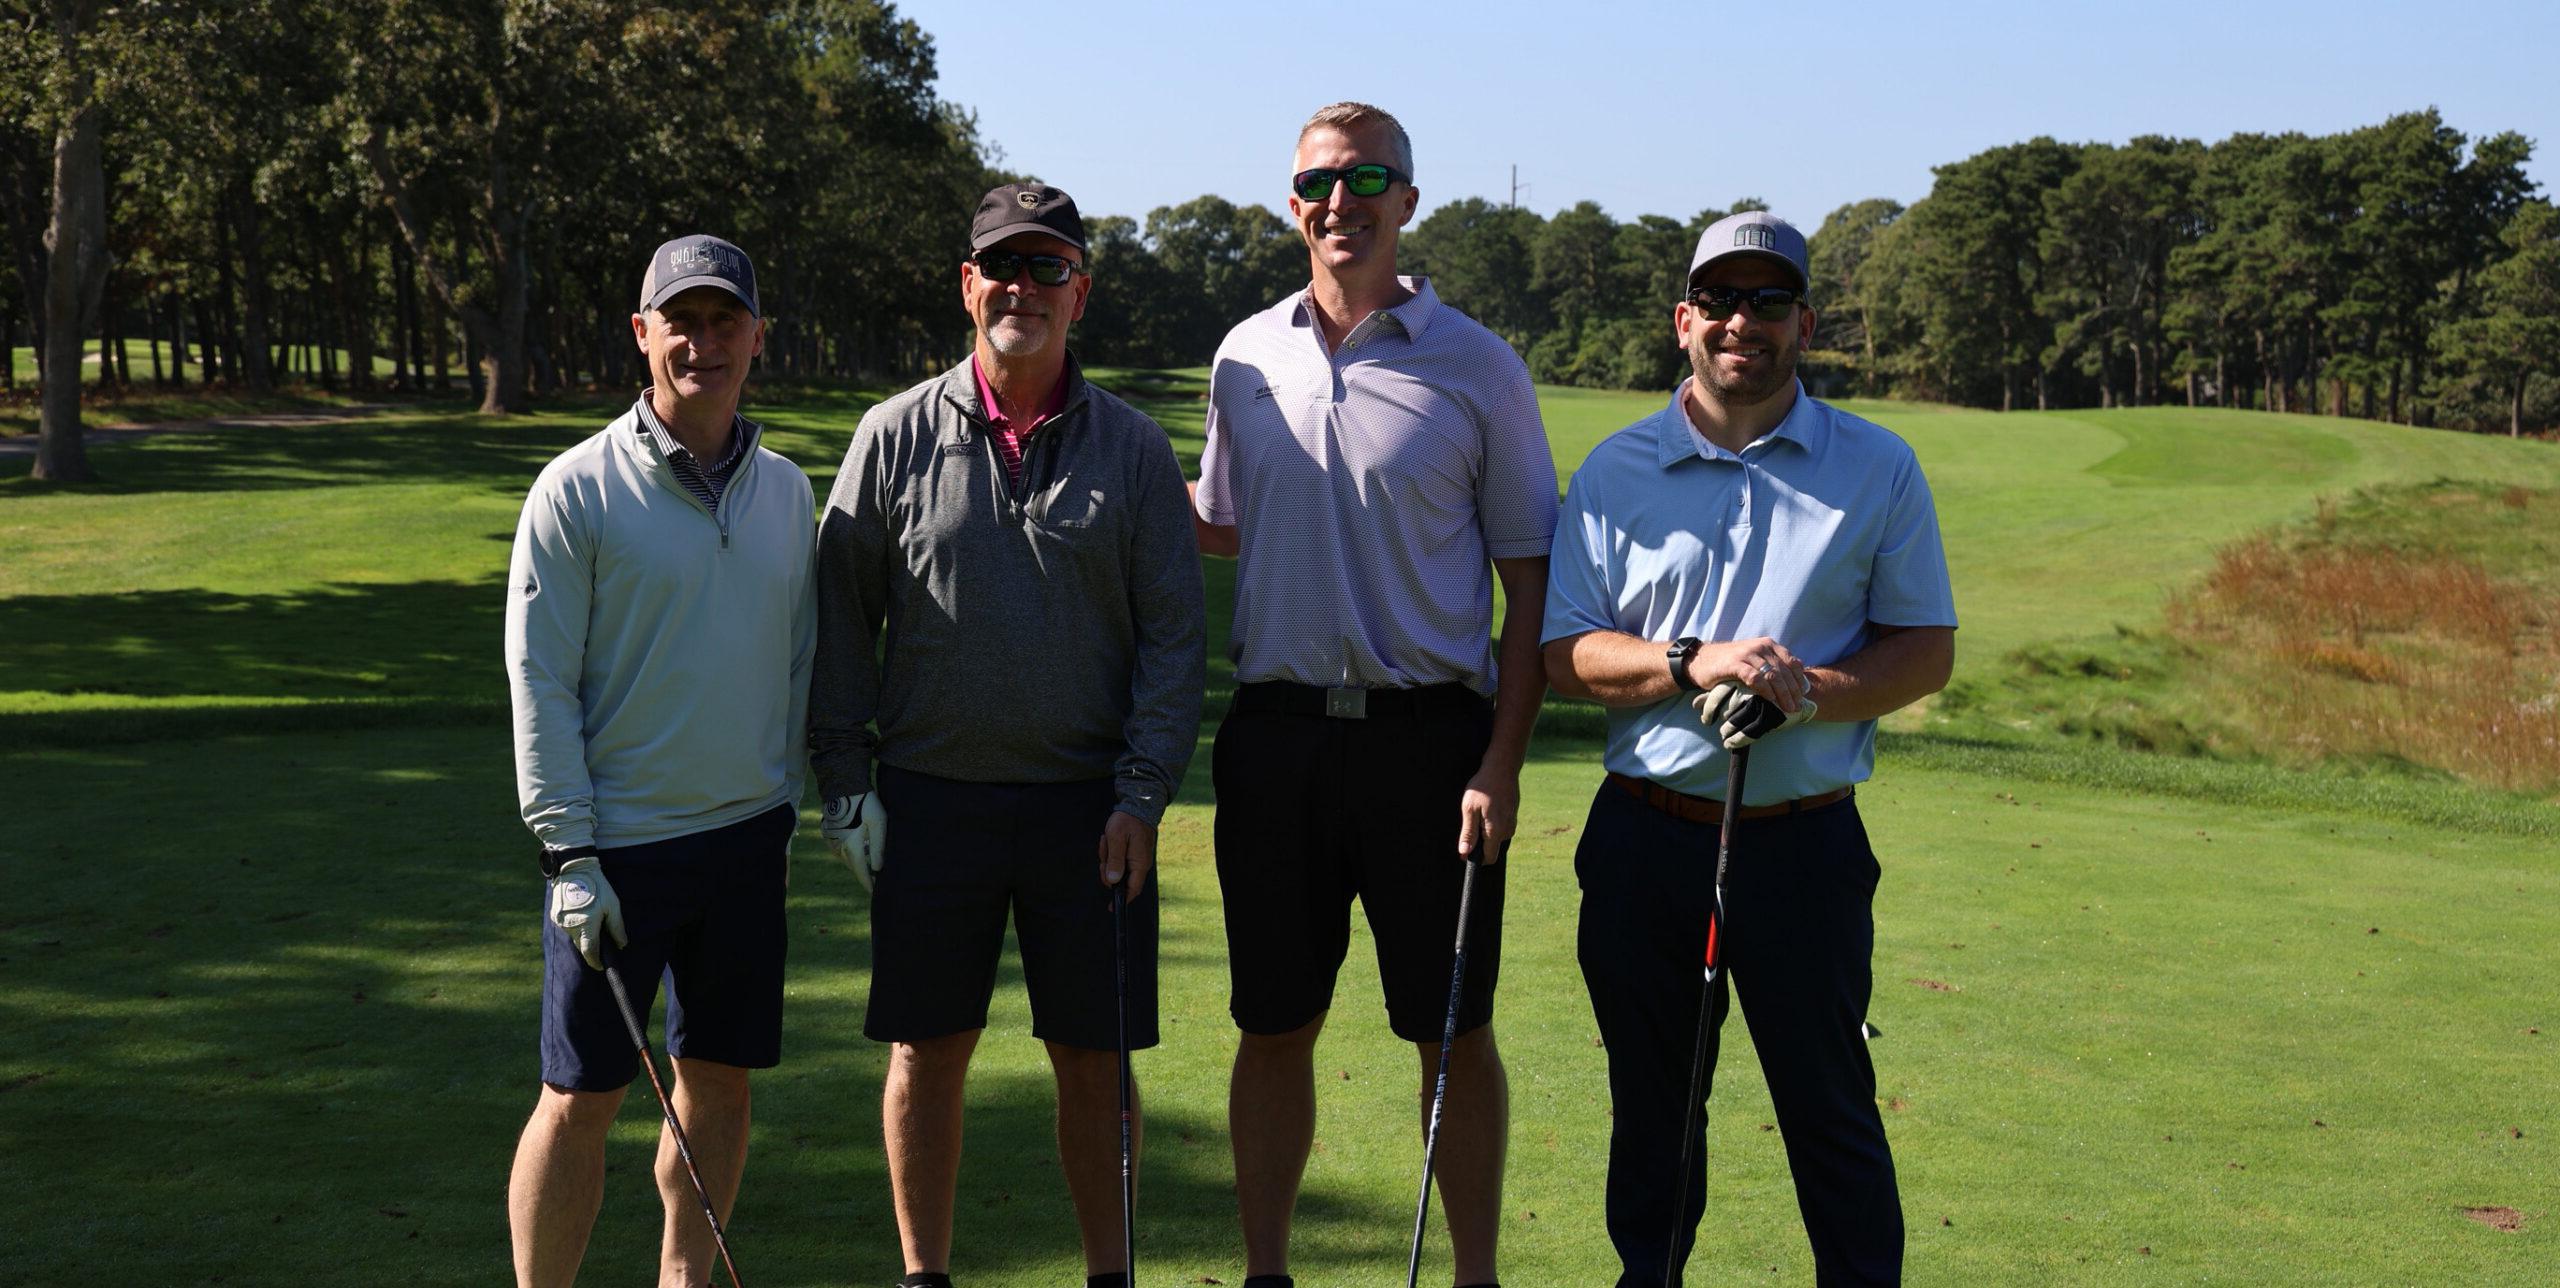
[391,235,416,390]
[34,19,105,485]
[340,232,374,392]
[168,291,187,385]
[229,181,274,391]
[2514,370,2529,438]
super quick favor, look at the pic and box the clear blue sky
[897,0,2559,230]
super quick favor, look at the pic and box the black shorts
[539,802,794,1091]
[863,764,1157,1051]
[1213,683,1503,1042]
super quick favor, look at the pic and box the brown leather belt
[1606,771,1853,824]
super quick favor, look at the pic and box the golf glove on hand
[822,792,887,892]
[1692,680,1819,751]
[546,857,627,971]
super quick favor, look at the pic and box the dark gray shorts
[863,764,1157,1051]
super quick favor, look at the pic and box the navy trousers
[1574,779,1903,1287]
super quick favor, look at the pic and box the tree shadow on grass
[2,720,1413,1284]
[1,581,506,746]
[0,417,589,497]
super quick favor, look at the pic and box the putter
[1405,839,1493,1288]
[1663,744,1749,1288]
[1111,878,1137,1287]
[600,943,745,1288]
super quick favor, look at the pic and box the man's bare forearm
[1480,557,1550,774]
[1802,624,1953,722]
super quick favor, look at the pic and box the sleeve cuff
[1113,783,1169,827]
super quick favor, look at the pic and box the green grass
[3,385,2554,1283]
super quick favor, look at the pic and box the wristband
[1667,636,1704,693]
[538,843,598,878]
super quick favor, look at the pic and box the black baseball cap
[970,183,1086,254]
[640,234,759,317]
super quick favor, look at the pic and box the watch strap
[1667,636,1704,693]
[538,843,598,878]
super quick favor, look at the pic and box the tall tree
[2439,199,2560,436]
[1809,197,1904,394]
[27,0,108,480]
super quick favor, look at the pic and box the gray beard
[983,317,1052,356]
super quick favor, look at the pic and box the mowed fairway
[3,383,2552,1284]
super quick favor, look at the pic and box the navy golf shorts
[538,801,794,1091]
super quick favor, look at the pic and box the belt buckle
[1323,687,1368,719]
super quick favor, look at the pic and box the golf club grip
[600,953,746,1287]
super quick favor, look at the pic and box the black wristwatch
[1666,636,1705,693]
[538,843,598,878]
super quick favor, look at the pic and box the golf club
[1663,744,1749,1288]
[1405,839,1493,1288]
[1111,877,1137,1287]
[600,942,745,1288]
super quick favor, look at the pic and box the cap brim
[1687,249,1808,293]
[644,276,758,316]
[970,220,1086,253]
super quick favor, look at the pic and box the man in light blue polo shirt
[1543,210,1955,1287]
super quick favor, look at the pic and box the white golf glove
[1692,680,1818,751]
[546,857,627,971]
[822,792,888,892]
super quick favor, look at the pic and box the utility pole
[1508,165,1530,210]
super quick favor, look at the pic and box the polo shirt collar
[941,352,1091,431]
[634,392,754,468]
[1653,376,1825,470]
[1293,275,1441,343]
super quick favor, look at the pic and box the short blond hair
[1296,102,1413,179]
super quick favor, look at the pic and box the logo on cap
[1016,190,1041,210]
[671,243,733,272]
[1736,226,1777,251]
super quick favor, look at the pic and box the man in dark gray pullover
[808,183,1205,1288]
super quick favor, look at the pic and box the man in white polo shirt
[1543,210,1956,1286]
[1191,101,1557,1288]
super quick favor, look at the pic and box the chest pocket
[1031,480,1108,530]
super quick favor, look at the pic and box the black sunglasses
[1686,284,1803,322]
[1291,163,1408,201]
[972,250,1084,286]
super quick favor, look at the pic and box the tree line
[1071,110,2554,438]
[13,1,2555,493]
[6,0,1002,481]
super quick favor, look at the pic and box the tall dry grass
[2168,536,2559,794]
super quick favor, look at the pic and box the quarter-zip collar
[621,397,765,550]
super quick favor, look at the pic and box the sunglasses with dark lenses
[1291,163,1408,201]
[1686,284,1803,322]
[972,250,1083,286]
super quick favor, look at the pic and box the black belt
[1231,681,1487,721]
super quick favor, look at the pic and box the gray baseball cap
[640,234,759,317]
[1687,211,1809,294]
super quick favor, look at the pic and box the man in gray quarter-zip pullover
[504,235,815,1288]
[809,184,1205,1288]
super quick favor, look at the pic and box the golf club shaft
[1112,879,1136,1286]
[1406,845,1487,1288]
[1663,745,1748,1288]
[601,950,745,1288]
